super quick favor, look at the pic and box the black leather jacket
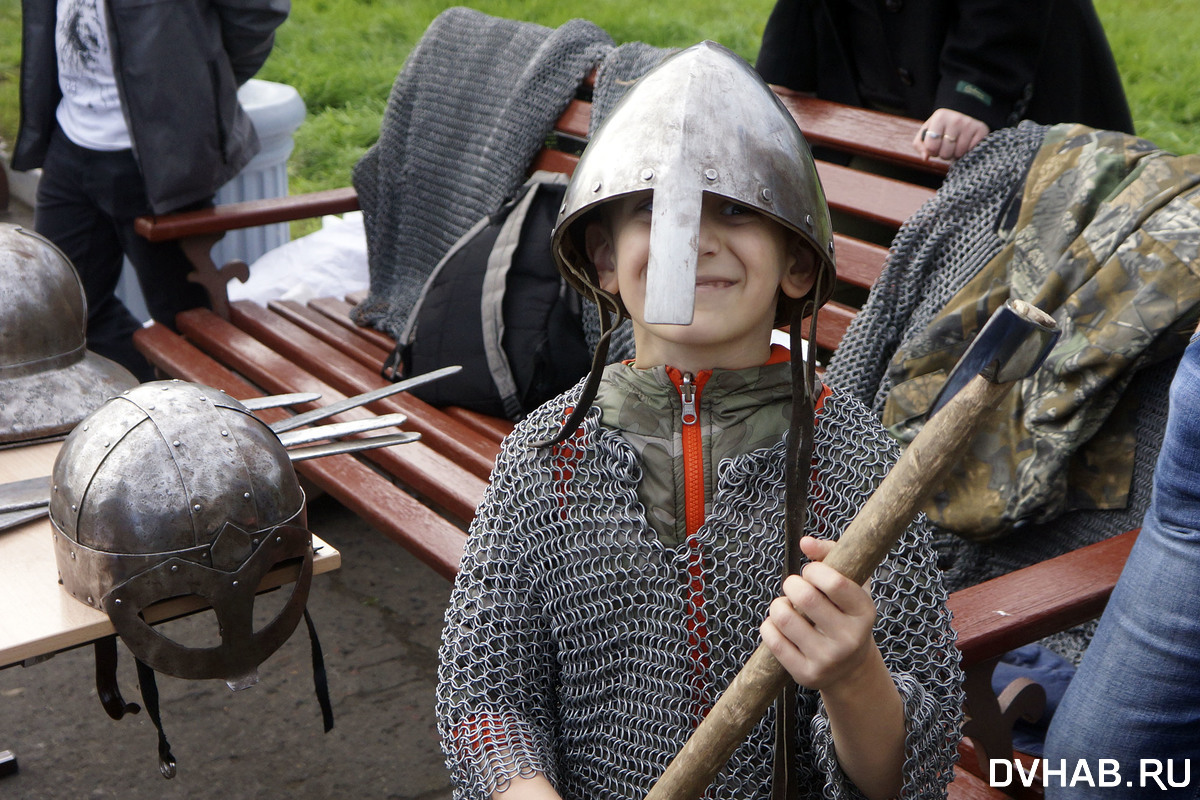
[14,0,290,214]
[756,0,1133,134]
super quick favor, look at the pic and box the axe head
[929,298,1060,417]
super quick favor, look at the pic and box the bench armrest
[134,187,360,242]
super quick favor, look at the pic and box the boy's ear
[780,238,818,300]
[584,220,619,294]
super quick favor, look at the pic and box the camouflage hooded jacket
[880,124,1200,540]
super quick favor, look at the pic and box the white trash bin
[118,79,307,322]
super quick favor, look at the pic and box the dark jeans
[34,125,211,382]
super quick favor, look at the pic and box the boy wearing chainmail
[437,42,962,800]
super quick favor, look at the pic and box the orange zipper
[670,368,713,712]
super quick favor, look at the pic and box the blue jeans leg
[1044,333,1200,798]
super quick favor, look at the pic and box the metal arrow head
[275,412,410,448]
[286,431,422,462]
[240,392,323,411]
[269,365,462,434]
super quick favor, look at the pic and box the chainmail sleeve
[437,382,961,800]
[436,391,580,797]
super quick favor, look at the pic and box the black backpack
[393,172,592,420]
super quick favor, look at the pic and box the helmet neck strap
[774,267,825,800]
[532,288,625,448]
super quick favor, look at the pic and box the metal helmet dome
[551,40,836,327]
[49,380,311,690]
[0,224,137,445]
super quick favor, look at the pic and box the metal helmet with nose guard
[552,40,835,328]
[541,40,836,447]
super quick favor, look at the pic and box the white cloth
[227,213,370,305]
[55,0,131,151]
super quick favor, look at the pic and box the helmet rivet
[244,492,251,500]
[53,484,58,492]
[171,565,178,573]
[276,536,283,543]
[761,187,774,202]
[173,440,181,447]
[70,551,76,560]
[592,180,602,193]
[147,405,155,411]
[114,599,121,606]
[704,169,718,182]
[232,580,239,587]
[193,504,201,511]
[83,425,89,431]
[87,596,93,605]
[641,168,655,181]
[71,504,77,512]
[805,214,814,227]
[828,242,835,254]
[103,442,110,448]
[221,430,229,437]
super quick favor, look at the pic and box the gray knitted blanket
[350,7,668,352]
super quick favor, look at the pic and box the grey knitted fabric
[351,8,614,341]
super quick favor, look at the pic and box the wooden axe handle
[644,371,1015,800]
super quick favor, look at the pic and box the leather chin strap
[532,288,624,449]
[92,611,335,779]
[773,288,822,800]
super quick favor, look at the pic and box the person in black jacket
[12,0,289,380]
[756,0,1133,162]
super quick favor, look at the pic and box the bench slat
[307,296,399,353]
[135,187,360,242]
[817,160,936,229]
[173,308,491,523]
[230,303,502,473]
[268,299,393,370]
[948,529,1138,666]
[775,92,948,177]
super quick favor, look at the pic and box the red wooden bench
[130,68,1136,798]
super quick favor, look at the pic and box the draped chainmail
[351,8,669,354]
[823,122,1049,412]
[437,379,963,800]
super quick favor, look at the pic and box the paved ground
[1,493,458,800]
[2,193,458,800]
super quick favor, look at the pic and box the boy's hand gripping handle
[643,299,1058,800]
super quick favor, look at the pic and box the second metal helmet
[0,224,137,445]
[551,40,836,326]
[50,380,310,690]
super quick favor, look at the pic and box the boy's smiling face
[586,191,816,373]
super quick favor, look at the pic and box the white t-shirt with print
[55,0,132,151]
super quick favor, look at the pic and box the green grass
[3,0,1200,196]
